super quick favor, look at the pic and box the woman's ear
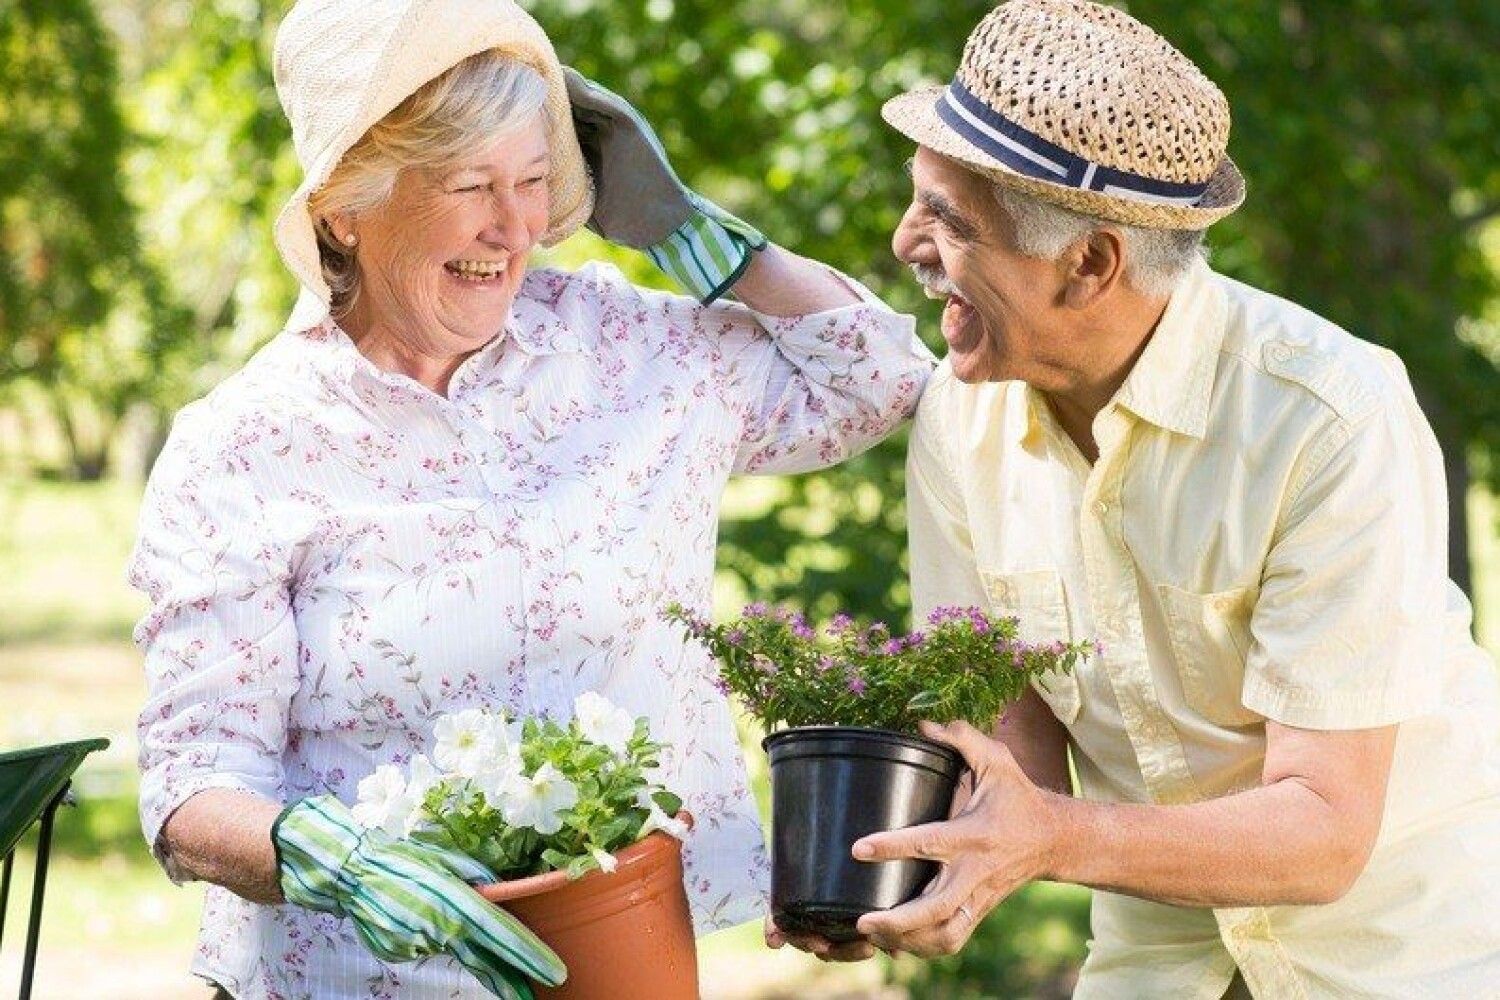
[323,214,358,248]
[1062,228,1125,308]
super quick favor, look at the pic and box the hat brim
[882,86,1244,231]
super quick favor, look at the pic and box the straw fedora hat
[882,0,1245,230]
[272,0,595,329]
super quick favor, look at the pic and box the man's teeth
[448,260,507,279]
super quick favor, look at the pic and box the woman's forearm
[160,789,286,904]
[731,243,864,316]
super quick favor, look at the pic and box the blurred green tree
[0,0,173,477]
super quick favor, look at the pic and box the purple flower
[817,655,836,672]
[829,613,854,634]
[744,602,768,617]
[905,631,927,647]
[791,617,815,640]
[726,629,746,647]
[847,674,868,696]
[883,639,904,655]
[751,653,779,676]
[712,677,732,696]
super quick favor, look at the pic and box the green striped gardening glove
[565,67,767,304]
[273,795,566,999]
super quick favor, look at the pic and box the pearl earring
[341,232,358,247]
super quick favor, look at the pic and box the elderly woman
[129,1,929,997]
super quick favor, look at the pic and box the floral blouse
[130,262,930,999]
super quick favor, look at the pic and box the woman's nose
[482,191,536,251]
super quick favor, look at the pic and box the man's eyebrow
[918,188,980,242]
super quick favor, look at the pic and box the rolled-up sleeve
[1243,382,1449,729]
[728,272,932,474]
[588,262,932,474]
[129,406,301,866]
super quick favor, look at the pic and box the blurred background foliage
[1,0,1498,996]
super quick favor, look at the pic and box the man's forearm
[159,789,285,904]
[1048,778,1369,908]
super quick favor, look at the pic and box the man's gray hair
[993,185,1207,298]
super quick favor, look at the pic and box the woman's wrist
[161,789,287,904]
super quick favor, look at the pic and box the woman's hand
[564,67,766,303]
[275,795,565,999]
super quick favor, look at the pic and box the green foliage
[668,602,1092,732]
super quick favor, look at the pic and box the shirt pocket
[979,568,1080,725]
[1158,583,1262,728]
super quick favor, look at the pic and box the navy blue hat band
[935,78,1211,207]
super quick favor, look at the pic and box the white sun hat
[272,0,595,330]
[882,0,1245,230]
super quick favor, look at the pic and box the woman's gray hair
[309,51,550,316]
[993,185,1206,298]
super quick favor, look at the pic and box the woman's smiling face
[344,114,551,355]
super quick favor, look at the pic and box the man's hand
[763,914,877,963]
[274,796,565,999]
[851,720,1062,957]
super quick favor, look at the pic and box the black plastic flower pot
[763,726,965,943]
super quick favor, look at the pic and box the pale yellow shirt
[908,260,1500,999]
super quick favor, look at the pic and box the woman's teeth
[446,260,507,281]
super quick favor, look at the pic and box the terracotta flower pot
[476,817,697,1000]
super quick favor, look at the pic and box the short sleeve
[1242,381,1450,728]
[907,366,988,620]
[129,405,302,867]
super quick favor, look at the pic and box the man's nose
[891,204,929,265]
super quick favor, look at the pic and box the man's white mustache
[910,264,957,298]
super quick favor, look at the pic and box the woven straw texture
[272,0,595,324]
[882,0,1244,229]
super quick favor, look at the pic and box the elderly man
[769,1,1500,996]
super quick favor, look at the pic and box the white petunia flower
[638,802,690,841]
[400,754,442,836]
[351,764,414,837]
[474,752,527,811]
[590,847,619,874]
[433,708,503,778]
[574,692,635,755]
[502,762,579,835]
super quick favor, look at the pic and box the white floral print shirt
[130,262,930,999]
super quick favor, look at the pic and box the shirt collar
[287,286,584,386]
[1112,259,1227,440]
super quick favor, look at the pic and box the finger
[764,915,786,949]
[918,719,1005,777]
[855,876,972,942]
[853,815,965,864]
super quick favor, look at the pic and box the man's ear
[1062,228,1125,308]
